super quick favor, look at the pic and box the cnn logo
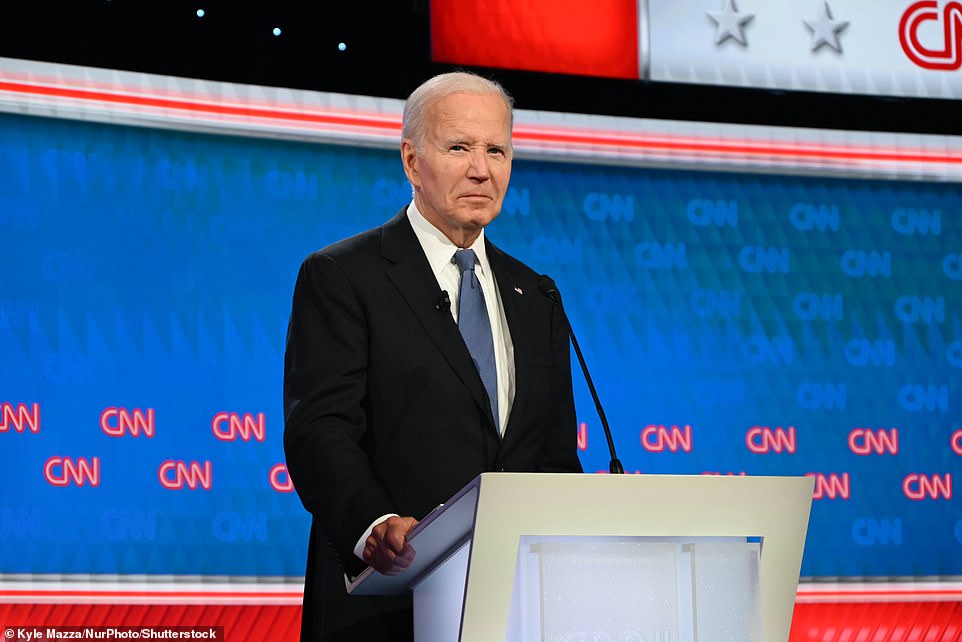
[212,412,265,442]
[902,474,952,500]
[159,460,213,490]
[44,456,100,487]
[1,402,40,433]
[848,428,898,455]
[100,407,155,438]
[641,425,692,453]
[269,463,294,492]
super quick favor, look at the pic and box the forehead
[427,92,511,140]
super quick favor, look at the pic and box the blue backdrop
[1,111,959,580]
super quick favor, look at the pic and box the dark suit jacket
[283,210,582,641]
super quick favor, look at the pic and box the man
[284,71,583,641]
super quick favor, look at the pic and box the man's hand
[363,515,419,575]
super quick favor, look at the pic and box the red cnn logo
[899,1,962,70]
[577,422,588,451]
[641,425,692,453]
[269,463,294,492]
[158,460,213,490]
[903,473,952,499]
[746,426,796,454]
[848,428,899,455]
[808,472,850,500]
[44,456,100,487]
[951,429,962,455]
[212,412,266,442]
[0,402,40,433]
[100,407,155,438]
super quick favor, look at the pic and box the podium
[348,473,814,642]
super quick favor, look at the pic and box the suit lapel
[379,211,496,430]
[487,241,534,446]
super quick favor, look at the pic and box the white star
[804,2,849,53]
[708,0,755,46]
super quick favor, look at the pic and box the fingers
[386,543,416,576]
[382,516,418,553]
[363,515,419,575]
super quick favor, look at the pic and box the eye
[450,144,466,152]
[488,146,506,156]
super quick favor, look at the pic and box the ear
[400,139,421,189]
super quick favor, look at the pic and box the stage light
[196,9,205,18]
[272,27,282,37]
[338,42,347,52]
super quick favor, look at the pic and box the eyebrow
[443,137,509,148]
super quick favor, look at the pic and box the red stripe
[790,601,962,641]
[0,604,301,642]
[800,590,962,598]
[6,587,958,601]
[513,128,962,164]
[0,80,399,131]
[3,601,962,641]
[5,590,301,599]
[2,78,959,167]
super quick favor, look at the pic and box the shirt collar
[406,201,490,279]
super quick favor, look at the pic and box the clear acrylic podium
[348,473,814,642]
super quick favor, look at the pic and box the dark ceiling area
[1,1,958,135]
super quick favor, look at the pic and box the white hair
[401,71,514,152]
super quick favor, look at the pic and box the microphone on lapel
[537,275,625,475]
[435,290,451,313]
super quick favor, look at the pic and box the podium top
[347,472,813,598]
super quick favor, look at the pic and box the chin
[467,213,499,229]
[454,207,498,226]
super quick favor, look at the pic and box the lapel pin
[514,286,523,295]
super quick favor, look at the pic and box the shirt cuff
[353,513,399,560]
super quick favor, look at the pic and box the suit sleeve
[283,252,396,571]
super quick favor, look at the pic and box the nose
[466,148,490,181]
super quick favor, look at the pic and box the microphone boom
[538,275,625,474]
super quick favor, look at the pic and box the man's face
[401,92,512,247]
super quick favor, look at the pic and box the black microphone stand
[538,276,625,474]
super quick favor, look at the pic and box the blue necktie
[454,249,499,429]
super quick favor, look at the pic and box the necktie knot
[453,248,477,275]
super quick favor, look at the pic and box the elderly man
[284,71,583,642]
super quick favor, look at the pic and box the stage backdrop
[1,106,960,584]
